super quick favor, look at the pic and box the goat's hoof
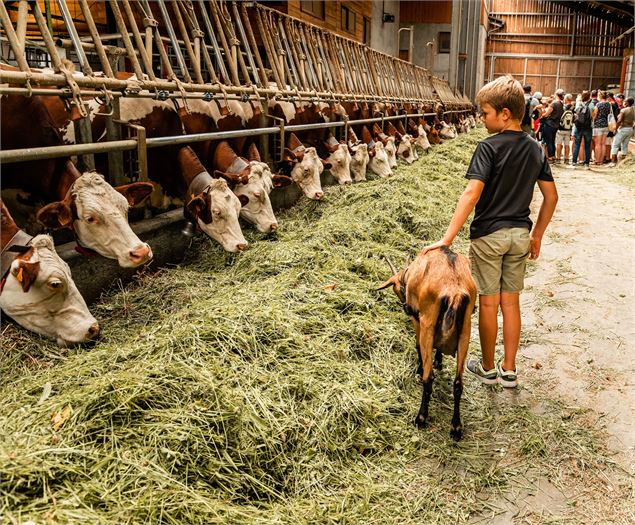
[414,415,428,429]
[450,426,463,441]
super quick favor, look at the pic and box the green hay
[1,129,632,524]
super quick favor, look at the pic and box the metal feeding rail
[0,1,473,181]
[0,1,470,108]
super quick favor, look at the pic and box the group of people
[521,85,635,169]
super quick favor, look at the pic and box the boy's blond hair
[476,75,525,120]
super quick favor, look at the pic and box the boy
[422,75,558,388]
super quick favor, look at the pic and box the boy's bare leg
[500,291,521,371]
[478,293,500,370]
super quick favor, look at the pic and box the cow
[386,122,416,165]
[1,199,99,346]
[212,141,281,233]
[42,96,249,253]
[378,246,477,440]
[322,135,352,185]
[372,123,398,169]
[408,119,432,155]
[347,130,370,183]
[1,95,154,268]
[439,121,457,140]
[276,133,327,200]
[361,126,393,178]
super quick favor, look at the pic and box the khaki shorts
[469,227,531,295]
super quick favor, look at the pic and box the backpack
[559,106,574,131]
[574,102,591,130]
[521,97,532,126]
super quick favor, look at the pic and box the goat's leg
[412,318,423,378]
[450,309,473,441]
[434,349,443,371]
[415,317,435,429]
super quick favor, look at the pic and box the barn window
[342,5,356,34]
[363,17,371,45]
[301,1,325,20]
[438,32,451,54]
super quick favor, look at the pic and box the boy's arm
[422,179,485,254]
[530,180,558,260]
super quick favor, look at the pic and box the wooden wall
[284,1,373,43]
[399,0,452,24]
[7,1,107,36]
[486,0,627,94]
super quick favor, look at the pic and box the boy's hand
[529,235,542,259]
[421,240,448,255]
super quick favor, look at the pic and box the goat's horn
[385,256,398,276]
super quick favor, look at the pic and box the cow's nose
[87,323,100,340]
[270,223,278,232]
[129,243,152,263]
[236,243,248,252]
[314,191,324,200]
[344,180,352,186]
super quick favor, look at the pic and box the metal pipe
[108,0,144,79]
[56,0,92,75]
[30,1,63,72]
[0,1,30,71]
[78,0,114,77]
[156,0,191,82]
[0,140,138,164]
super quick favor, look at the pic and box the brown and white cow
[44,96,248,253]
[387,122,416,165]
[213,142,282,233]
[1,95,153,267]
[277,133,327,200]
[361,127,393,178]
[373,123,398,169]
[322,135,352,185]
[347,130,370,183]
[1,200,99,346]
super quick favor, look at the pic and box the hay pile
[1,130,630,524]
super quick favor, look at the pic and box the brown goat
[379,246,477,440]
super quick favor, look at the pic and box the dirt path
[471,165,635,524]
[522,165,635,470]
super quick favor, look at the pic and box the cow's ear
[282,148,297,163]
[115,181,154,206]
[11,258,40,293]
[37,201,73,229]
[272,174,293,188]
[247,143,261,162]
[320,159,332,170]
[237,194,249,207]
[368,148,377,158]
[185,194,206,220]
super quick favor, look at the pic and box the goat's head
[377,256,409,305]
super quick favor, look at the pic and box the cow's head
[0,235,99,346]
[396,134,416,164]
[416,125,432,152]
[349,142,369,182]
[36,172,153,268]
[427,126,441,145]
[439,121,456,139]
[185,178,247,252]
[278,141,325,200]
[323,142,352,185]
[233,161,279,233]
[384,137,398,169]
[368,142,393,178]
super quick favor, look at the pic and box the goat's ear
[376,276,397,291]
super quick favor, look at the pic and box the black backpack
[574,102,592,130]
[521,97,532,126]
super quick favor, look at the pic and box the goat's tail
[438,294,471,336]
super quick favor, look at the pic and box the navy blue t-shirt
[466,130,554,239]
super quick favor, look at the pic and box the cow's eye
[48,279,64,290]
[85,216,96,224]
